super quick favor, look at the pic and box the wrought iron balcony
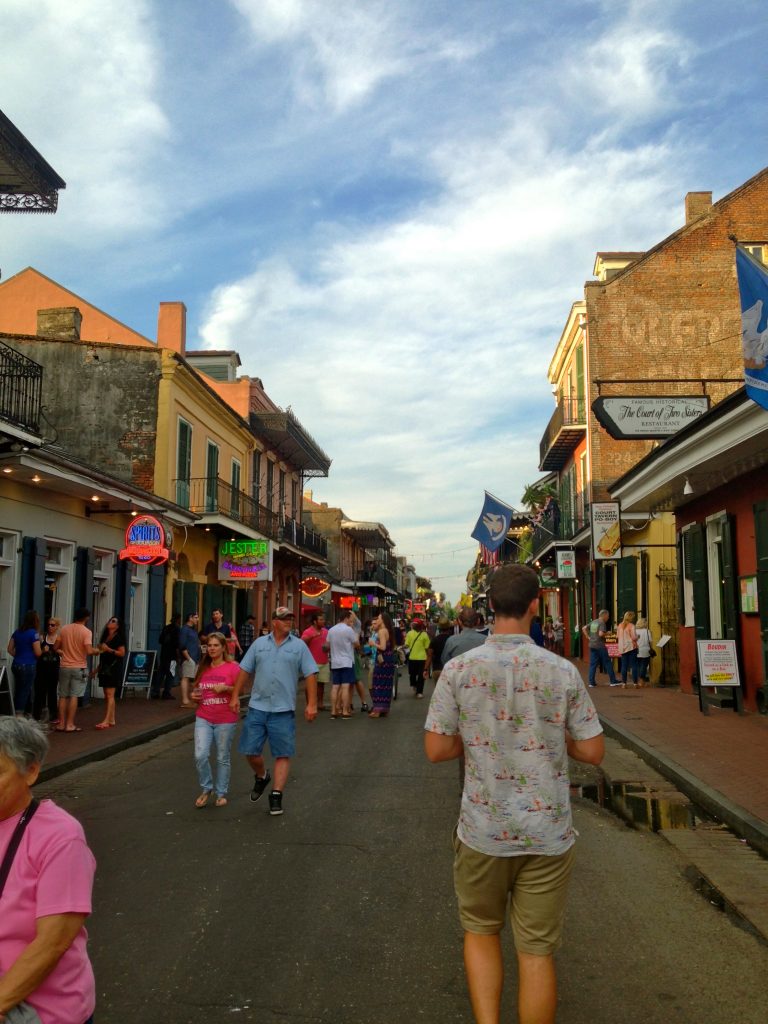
[529,500,590,561]
[539,397,586,471]
[175,477,278,539]
[279,515,328,559]
[0,340,43,438]
[356,563,398,591]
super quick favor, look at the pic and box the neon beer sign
[119,515,171,565]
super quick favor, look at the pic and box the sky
[2,0,767,601]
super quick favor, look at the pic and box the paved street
[36,678,767,1024]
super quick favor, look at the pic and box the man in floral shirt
[425,564,604,1024]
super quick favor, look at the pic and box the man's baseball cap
[272,606,295,619]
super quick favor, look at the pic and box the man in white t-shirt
[326,611,360,718]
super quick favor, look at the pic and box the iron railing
[176,477,278,539]
[539,396,586,468]
[0,340,43,434]
[356,564,398,590]
[530,501,590,559]
[280,516,328,559]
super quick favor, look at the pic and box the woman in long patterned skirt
[369,611,396,718]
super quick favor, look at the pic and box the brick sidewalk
[573,658,768,831]
[38,688,195,779]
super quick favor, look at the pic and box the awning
[249,409,331,477]
[0,108,66,213]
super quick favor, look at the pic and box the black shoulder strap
[0,798,40,900]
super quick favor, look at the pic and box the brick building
[532,167,768,680]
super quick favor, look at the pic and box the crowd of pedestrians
[2,585,628,1024]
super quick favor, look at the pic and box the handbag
[0,799,44,1023]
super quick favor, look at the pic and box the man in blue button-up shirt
[230,607,318,816]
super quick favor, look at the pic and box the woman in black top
[94,617,126,730]
[34,616,61,725]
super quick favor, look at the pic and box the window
[743,243,768,264]
[205,442,219,512]
[252,451,262,506]
[266,459,274,512]
[231,459,241,520]
[291,477,299,519]
[279,469,286,515]
[177,418,192,507]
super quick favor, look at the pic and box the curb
[38,713,195,784]
[598,713,768,859]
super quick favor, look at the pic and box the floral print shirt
[425,634,602,857]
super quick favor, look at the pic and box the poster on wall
[556,549,576,579]
[591,503,622,560]
[218,539,273,582]
[696,640,741,687]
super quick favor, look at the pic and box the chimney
[685,191,712,224]
[157,301,187,354]
[37,307,82,340]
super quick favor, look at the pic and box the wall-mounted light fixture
[683,478,694,495]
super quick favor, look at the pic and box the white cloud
[199,111,685,598]
[229,0,489,113]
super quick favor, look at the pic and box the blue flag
[735,247,768,411]
[471,491,514,553]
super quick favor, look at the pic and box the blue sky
[2,0,767,600]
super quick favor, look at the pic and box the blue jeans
[588,647,618,685]
[194,718,237,797]
[621,649,639,684]
[12,662,36,714]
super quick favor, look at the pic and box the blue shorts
[238,708,296,759]
[331,666,356,685]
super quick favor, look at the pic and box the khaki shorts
[181,658,197,679]
[317,662,330,685]
[453,833,575,955]
[58,666,88,699]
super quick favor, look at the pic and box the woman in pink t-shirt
[0,717,96,1024]
[191,632,240,808]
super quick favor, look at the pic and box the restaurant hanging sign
[218,539,273,582]
[592,396,710,439]
[119,515,171,566]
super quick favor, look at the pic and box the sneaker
[588,682,597,688]
[250,770,271,802]
[268,790,283,815]
[609,682,622,688]
[360,703,369,712]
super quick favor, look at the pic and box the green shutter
[576,342,585,420]
[687,524,710,640]
[720,516,738,642]
[676,533,686,626]
[617,555,637,619]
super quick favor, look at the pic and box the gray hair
[0,716,49,773]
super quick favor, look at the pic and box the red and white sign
[119,515,171,566]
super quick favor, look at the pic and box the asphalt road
[36,674,767,1023]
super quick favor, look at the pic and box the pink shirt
[0,800,96,1024]
[301,626,328,666]
[57,623,93,669]
[195,661,240,724]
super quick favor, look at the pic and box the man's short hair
[457,608,478,628]
[599,609,609,618]
[73,606,90,622]
[488,564,540,618]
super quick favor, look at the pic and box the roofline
[0,267,155,346]
[589,166,768,288]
